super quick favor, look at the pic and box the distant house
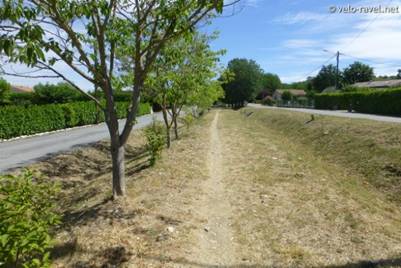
[273,89,306,101]
[352,79,401,89]
[11,85,34,93]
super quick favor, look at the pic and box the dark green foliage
[222,58,264,107]
[315,88,401,116]
[261,73,281,92]
[261,96,275,106]
[343,61,374,85]
[144,121,166,166]
[33,83,85,104]
[0,170,60,267]
[312,64,339,92]
[0,102,150,139]
[0,78,11,105]
[281,90,293,102]
[8,92,35,106]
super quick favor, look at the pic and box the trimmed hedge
[315,88,401,116]
[0,102,150,139]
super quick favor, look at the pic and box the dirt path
[188,111,237,266]
[40,109,401,267]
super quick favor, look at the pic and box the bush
[0,170,60,267]
[144,120,166,166]
[8,92,35,106]
[179,113,195,130]
[261,96,275,106]
[315,88,401,116]
[0,102,151,139]
[0,78,11,105]
[33,83,84,104]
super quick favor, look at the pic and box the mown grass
[243,107,401,204]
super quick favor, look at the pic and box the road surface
[248,103,401,124]
[0,113,163,173]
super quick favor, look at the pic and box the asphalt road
[0,113,163,173]
[248,103,401,124]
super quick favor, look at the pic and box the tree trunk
[111,142,125,197]
[161,107,171,148]
[173,116,179,139]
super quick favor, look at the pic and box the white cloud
[283,39,319,48]
[273,11,328,25]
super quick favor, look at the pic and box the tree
[312,64,339,92]
[0,78,11,105]
[343,61,374,85]
[222,58,263,108]
[261,73,281,93]
[0,0,224,198]
[397,69,401,79]
[147,33,223,147]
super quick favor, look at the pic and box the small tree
[147,33,223,147]
[0,0,225,198]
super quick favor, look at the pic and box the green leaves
[0,170,60,267]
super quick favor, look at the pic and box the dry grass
[8,108,401,267]
[18,113,215,267]
[218,109,401,267]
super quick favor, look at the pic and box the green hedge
[315,88,401,116]
[0,102,150,139]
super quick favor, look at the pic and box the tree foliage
[0,0,224,197]
[0,78,11,104]
[343,61,374,85]
[262,73,281,92]
[311,64,339,92]
[222,58,263,107]
[146,32,224,147]
[0,170,60,267]
[33,83,82,104]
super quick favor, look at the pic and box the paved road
[248,103,401,124]
[0,113,163,173]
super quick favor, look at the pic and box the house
[352,79,401,89]
[273,89,306,101]
[11,85,34,93]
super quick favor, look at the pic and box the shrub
[315,88,401,116]
[0,78,11,105]
[144,120,166,166]
[281,90,292,102]
[0,170,60,267]
[0,102,151,139]
[179,113,195,130]
[8,92,35,106]
[33,83,84,104]
[261,96,275,106]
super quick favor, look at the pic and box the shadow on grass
[319,257,401,268]
[52,245,132,268]
[139,254,401,268]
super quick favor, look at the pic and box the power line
[341,0,394,50]
[303,53,337,78]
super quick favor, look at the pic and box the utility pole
[335,51,340,90]
[323,49,341,90]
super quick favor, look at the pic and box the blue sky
[206,0,401,83]
[4,0,401,88]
